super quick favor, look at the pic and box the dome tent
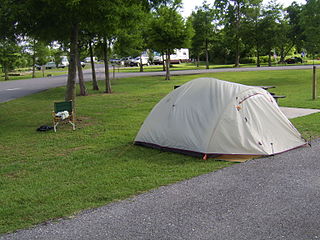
[134,78,306,158]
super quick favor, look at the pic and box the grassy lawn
[1,69,320,234]
[111,60,320,73]
[0,65,91,81]
[3,59,320,81]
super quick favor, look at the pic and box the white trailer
[153,49,189,64]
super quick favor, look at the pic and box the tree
[90,1,119,94]
[0,39,21,80]
[214,0,260,67]
[287,2,305,53]
[114,11,152,73]
[190,2,216,69]
[77,31,99,91]
[76,40,87,96]
[52,47,65,68]
[300,0,320,55]
[9,0,90,101]
[255,0,282,66]
[26,39,52,77]
[0,0,20,79]
[88,37,99,90]
[148,2,193,80]
[273,2,306,63]
[241,0,263,67]
[276,17,295,63]
[92,0,150,93]
[13,0,149,99]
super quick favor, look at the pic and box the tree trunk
[165,50,170,80]
[268,51,272,67]
[139,54,143,72]
[283,44,294,60]
[162,53,166,71]
[280,47,285,63]
[197,53,200,67]
[32,39,36,78]
[65,22,78,102]
[4,64,9,80]
[103,37,111,93]
[205,39,209,69]
[76,46,87,96]
[234,2,240,68]
[256,48,260,67]
[89,40,99,90]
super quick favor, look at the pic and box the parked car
[44,62,57,69]
[84,56,97,63]
[34,64,42,70]
[284,57,303,64]
[35,61,84,70]
[129,56,149,67]
[153,55,163,65]
[109,59,121,65]
[34,62,56,70]
[58,59,69,68]
[121,57,133,66]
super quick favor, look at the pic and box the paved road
[1,139,320,240]
[1,65,319,103]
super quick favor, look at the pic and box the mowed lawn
[1,69,320,234]
[3,60,320,81]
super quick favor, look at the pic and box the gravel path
[1,139,320,240]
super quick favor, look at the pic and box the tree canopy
[148,3,193,79]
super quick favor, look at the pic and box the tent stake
[308,136,312,147]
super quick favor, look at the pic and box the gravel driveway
[1,139,320,240]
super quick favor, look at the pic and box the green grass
[1,69,320,234]
[0,65,91,81]
[112,60,320,73]
[3,59,320,81]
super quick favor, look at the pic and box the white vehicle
[153,54,163,65]
[169,48,189,64]
[84,56,97,63]
[153,49,189,64]
[129,56,149,67]
[44,61,56,69]
[58,56,69,68]
[121,57,133,66]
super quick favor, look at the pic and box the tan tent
[135,78,306,158]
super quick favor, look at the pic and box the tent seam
[204,87,266,153]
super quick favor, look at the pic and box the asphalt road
[1,139,320,240]
[1,64,319,103]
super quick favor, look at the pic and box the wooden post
[313,66,317,100]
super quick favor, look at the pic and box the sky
[181,0,306,17]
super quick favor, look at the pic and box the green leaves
[301,0,320,54]
[148,5,191,52]
[0,39,21,79]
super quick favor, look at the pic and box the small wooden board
[212,154,262,163]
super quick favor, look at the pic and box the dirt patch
[56,145,88,157]
[76,116,94,127]
[5,170,28,179]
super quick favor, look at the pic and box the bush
[240,57,256,64]
[259,56,270,63]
